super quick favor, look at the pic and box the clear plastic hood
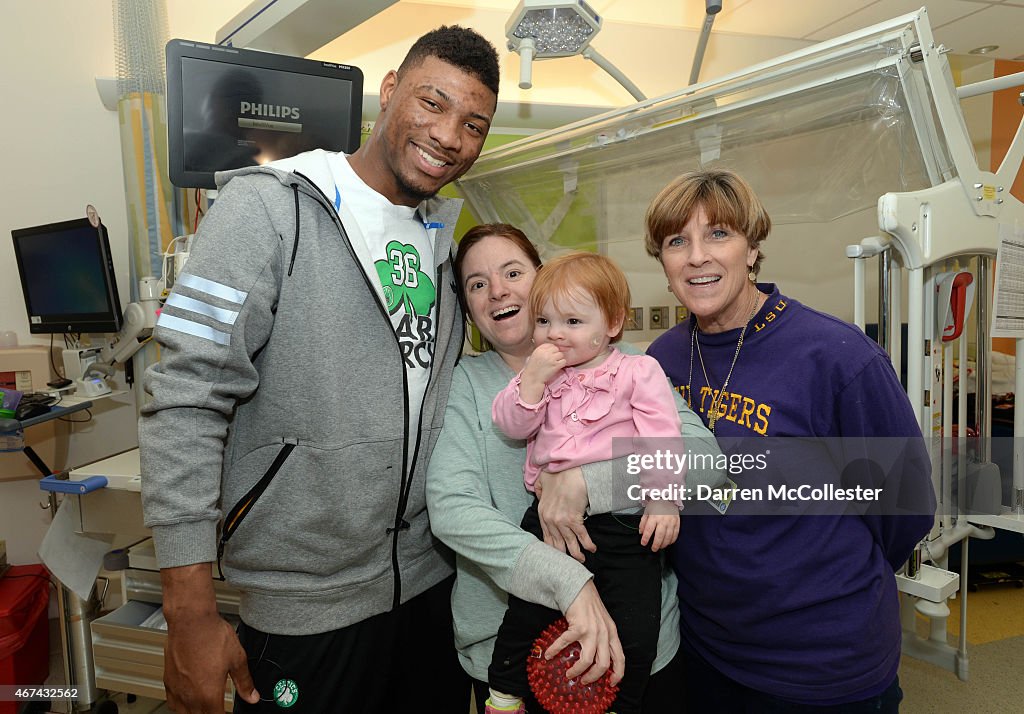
[457,18,954,261]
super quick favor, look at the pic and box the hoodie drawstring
[287,183,300,276]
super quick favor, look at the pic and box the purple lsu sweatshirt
[647,285,935,705]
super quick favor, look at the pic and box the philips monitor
[11,217,123,334]
[166,38,364,189]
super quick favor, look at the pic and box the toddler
[486,252,684,714]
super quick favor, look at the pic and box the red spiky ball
[526,618,619,714]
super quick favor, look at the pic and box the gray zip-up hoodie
[139,151,465,635]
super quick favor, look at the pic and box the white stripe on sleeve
[165,293,240,325]
[157,313,231,346]
[178,273,248,305]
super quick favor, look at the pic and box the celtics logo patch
[375,241,436,316]
[273,678,298,708]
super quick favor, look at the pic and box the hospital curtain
[113,0,191,404]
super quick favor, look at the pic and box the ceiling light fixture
[505,0,647,101]
[969,45,999,55]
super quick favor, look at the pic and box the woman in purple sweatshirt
[643,169,935,712]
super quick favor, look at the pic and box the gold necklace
[687,290,761,433]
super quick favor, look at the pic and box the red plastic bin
[0,564,51,714]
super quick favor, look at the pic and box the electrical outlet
[650,306,668,330]
[675,306,689,324]
[626,307,643,331]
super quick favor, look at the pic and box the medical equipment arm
[100,278,161,366]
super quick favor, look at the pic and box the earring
[748,267,757,283]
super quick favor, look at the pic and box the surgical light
[505,0,646,101]
[507,0,600,57]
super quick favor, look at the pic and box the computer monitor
[166,38,364,189]
[11,217,123,334]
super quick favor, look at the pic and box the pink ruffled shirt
[492,349,684,495]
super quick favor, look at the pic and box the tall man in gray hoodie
[140,26,499,712]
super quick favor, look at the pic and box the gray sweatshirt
[140,152,464,634]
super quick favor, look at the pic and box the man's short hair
[399,25,500,96]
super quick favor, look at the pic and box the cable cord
[58,408,92,423]
[193,187,204,233]
[0,572,57,589]
[48,333,66,379]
